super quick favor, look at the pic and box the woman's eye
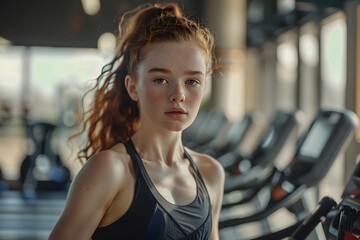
[186,79,200,86]
[153,78,168,84]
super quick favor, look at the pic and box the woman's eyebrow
[184,70,204,76]
[148,68,204,76]
[147,68,171,73]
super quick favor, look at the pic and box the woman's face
[126,40,208,132]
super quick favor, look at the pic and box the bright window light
[299,33,319,67]
[321,17,346,90]
[277,41,298,69]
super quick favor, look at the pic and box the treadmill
[219,109,358,240]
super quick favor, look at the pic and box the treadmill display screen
[299,117,336,159]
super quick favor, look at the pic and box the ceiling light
[81,0,101,16]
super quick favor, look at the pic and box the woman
[49,3,225,240]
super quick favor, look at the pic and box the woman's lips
[165,108,187,118]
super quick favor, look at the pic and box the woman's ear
[125,75,139,101]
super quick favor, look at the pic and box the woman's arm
[49,150,127,240]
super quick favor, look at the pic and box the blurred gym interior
[1,0,360,239]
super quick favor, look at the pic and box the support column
[205,0,247,121]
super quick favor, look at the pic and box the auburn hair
[76,3,216,163]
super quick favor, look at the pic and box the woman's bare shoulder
[185,148,225,182]
[73,143,132,191]
[49,143,133,239]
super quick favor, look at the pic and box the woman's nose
[170,93,185,102]
[169,85,185,102]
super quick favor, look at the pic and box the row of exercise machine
[0,107,358,239]
[183,108,359,239]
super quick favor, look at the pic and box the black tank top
[92,140,212,240]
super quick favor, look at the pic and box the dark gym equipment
[20,121,71,199]
[221,111,299,207]
[183,108,228,149]
[220,111,298,174]
[182,108,210,144]
[0,167,8,191]
[288,196,337,240]
[0,121,71,239]
[219,109,358,239]
[322,160,360,239]
[283,161,360,240]
[194,114,254,158]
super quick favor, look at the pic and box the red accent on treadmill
[272,185,287,201]
[344,231,359,240]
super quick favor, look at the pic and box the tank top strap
[124,140,141,176]
[184,150,210,199]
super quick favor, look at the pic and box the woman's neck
[131,130,185,166]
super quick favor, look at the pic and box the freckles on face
[133,40,208,130]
